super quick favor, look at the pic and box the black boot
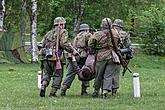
[49,88,57,97]
[102,90,108,99]
[92,90,99,98]
[61,85,68,96]
[112,88,117,96]
[40,81,48,97]
[40,85,46,97]
[81,87,88,96]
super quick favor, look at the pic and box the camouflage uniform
[112,19,132,49]
[88,18,121,98]
[112,19,133,76]
[61,24,92,96]
[39,17,73,97]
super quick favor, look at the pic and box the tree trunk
[31,0,38,62]
[72,0,86,38]
[21,0,26,48]
[0,0,5,31]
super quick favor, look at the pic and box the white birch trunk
[31,0,38,62]
[21,0,26,47]
[73,0,86,38]
[0,0,5,31]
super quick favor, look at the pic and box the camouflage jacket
[88,29,120,61]
[39,27,71,61]
[73,31,92,58]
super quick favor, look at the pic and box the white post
[133,73,140,97]
[38,71,41,89]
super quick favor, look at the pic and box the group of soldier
[38,16,132,98]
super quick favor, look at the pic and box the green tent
[0,32,29,63]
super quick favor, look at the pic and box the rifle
[68,43,81,57]
[106,18,132,76]
[68,43,82,73]
[55,24,62,70]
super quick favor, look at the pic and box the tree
[137,5,165,56]
[21,0,26,47]
[72,0,86,37]
[0,0,5,31]
[31,0,38,62]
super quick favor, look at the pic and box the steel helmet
[79,24,89,31]
[54,17,66,25]
[112,19,123,28]
[101,18,112,28]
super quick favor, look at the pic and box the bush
[137,5,165,56]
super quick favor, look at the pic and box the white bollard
[133,73,140,97]
[38,71,42,89]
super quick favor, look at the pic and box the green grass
[0,54,165,110]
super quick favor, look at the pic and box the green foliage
[4,0,21,31]
[2,0,164,64]
[0,54,165,109]
[137,5,165,56]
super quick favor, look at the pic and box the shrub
[137,5,165,56]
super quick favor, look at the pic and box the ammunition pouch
[45,48,53,58]
[111,50,120,64]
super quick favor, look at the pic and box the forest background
[3,0,165,57]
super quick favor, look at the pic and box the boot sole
[40,89,45,97]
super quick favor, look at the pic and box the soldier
[88,18,121,98]
[112,19,132,49]
[39,17,77,97]
[112,19,133,76]
[61,24,92,96]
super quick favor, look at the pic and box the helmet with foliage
[101,18,112,28]
[79,24,89,31]
[54,17,66,25]
[112,19,123,28]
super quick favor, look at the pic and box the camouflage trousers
[93,59,121,92]
[41,60,64,89]
[62,57,90,89]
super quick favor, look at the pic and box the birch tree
[72,0,86,37]
[21,0,26,47]
[31,0,38,62]
[0,0,5,31]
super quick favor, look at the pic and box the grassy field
[0,54,165,110]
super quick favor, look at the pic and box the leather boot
[49,88,57,97]
[40,85,46,97]
[92,90,99,98]
[102,90,108,99]
[40,81,48,97]
[61,85,68,96]
[81,87,88,96]
[112,88,117,96]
